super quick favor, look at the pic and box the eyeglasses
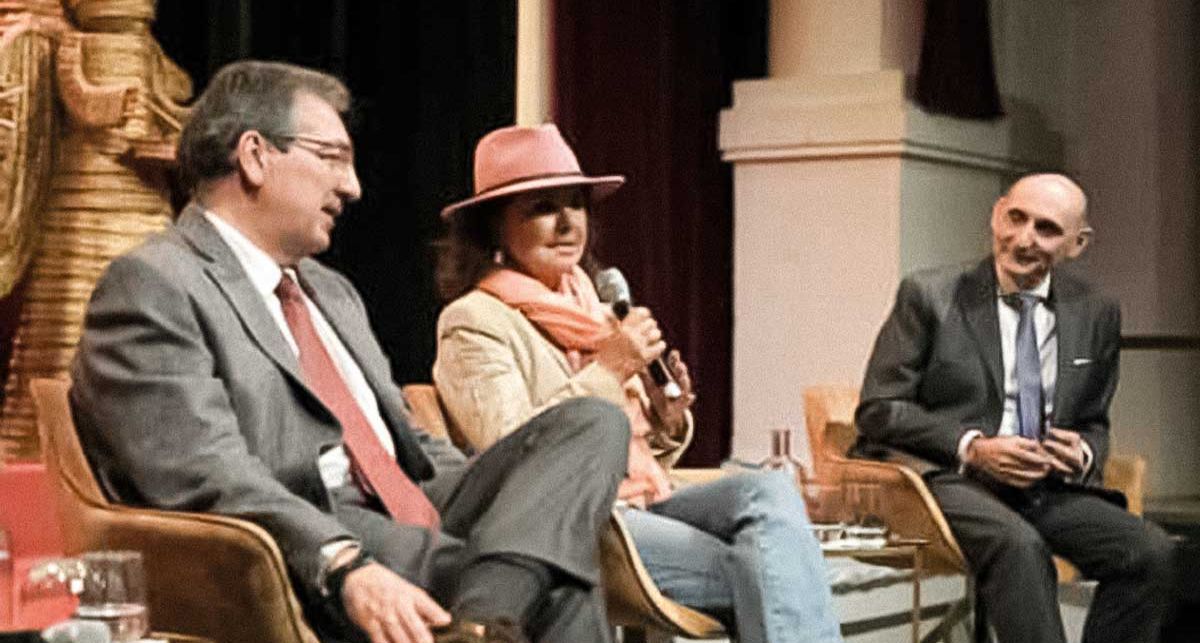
[271,133,356,177]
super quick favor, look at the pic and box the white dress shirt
[204,210,396,490]
[959,275,1093,473]
[996,276,1056,437]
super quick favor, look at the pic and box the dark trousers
[330,397,630,643]
[927,472,1175,643]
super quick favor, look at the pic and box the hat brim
[441,174,625,219]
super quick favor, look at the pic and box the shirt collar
[997,274,1052,301]
[203,209,285,298]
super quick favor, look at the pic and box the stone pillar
[719,0,1057,460]
[516,0,552,125]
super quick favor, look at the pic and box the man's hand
[642,349,696,431]
[964,435,1053,488]
[342,562,451,643]
[1042,428,1086,476]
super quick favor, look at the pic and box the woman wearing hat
[432,124,841,643]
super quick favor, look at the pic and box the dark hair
[435,191,600,302]
[177,60,350,194]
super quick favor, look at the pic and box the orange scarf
[477,266,610,372]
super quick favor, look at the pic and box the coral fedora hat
[440,123,625,219]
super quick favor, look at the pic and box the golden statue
[0,0,191,460]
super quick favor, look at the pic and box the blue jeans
[621,471,842,643]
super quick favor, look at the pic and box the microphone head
[594,267,631,304]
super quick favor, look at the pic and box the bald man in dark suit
[855,174,1174,643]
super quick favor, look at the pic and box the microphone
[594,267,683,400]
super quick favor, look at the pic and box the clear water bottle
[761,428,805,484]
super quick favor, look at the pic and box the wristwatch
[317,540,366,597]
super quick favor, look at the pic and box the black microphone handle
[647,359,673,388]
[608,298,683,399]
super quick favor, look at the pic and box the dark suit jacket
[69,204,466,597]
[853,259,1120,489]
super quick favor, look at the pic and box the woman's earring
[492,249,505,265]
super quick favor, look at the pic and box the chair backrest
[29,378,107,553]
[802,385,860,482]
[32,378,320,643]
[402,384,470,448]
[1104,453,1146,516]
[804,384,971,574]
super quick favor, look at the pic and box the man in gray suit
[855,174,1174,643]
[69,61,637,643]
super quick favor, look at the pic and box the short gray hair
[177,60,350,194]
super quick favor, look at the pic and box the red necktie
[275,274,440,529]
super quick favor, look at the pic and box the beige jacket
[434,289,692,466]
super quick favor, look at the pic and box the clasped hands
[965,428,1086,488]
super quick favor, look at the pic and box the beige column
[720,0,1055,461]
[516,0,553,126]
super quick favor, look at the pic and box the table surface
[146,633,216,643]
[821,538,929,558]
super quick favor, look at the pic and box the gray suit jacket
[69,204,465,596]
[853,259,1121,489]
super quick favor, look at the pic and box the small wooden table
[145,633,217,643]
[822,538,929,643]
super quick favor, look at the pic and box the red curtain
[553,0,766,466]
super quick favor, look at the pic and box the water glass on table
[75,551,148,641]
[24,551,149,642]
[843,483,888,547]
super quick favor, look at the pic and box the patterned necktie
[1012,293,1044,440]
[275,274,439,529]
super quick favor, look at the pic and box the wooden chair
[32,373,725,642]
[803,385,1148,641]
[31,377,319,643]
[400,384,729,641]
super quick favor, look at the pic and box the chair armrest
[70,503,318,643]
[825,456,967,576]
[1103,453,1146,516]
[601,511,725,637]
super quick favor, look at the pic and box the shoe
[433,617,528,643]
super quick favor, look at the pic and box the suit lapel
[174,206,308,388]
[297,263,411,431]
[959,259,1004,415]
[1049,271,1084,417]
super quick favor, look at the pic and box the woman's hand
[594,306,666,381]
[617,478,654,510]
[626,437,674,505]
[643,350,696,432]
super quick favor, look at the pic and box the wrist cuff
[322,547,373,601]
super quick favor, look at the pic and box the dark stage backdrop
[153,0,517,385]
[149,1,765,466]
[554,0,768,466]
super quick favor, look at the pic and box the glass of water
[74,551,149,641]
[25,550,149,641]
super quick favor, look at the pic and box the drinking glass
[843,483,888,546]
[800,479,843,525]
[75,551,148,641]
[24,551,149,642]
